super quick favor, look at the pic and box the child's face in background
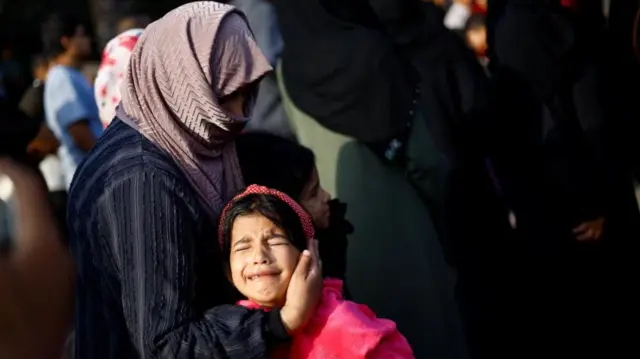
[466,25,487,57]
[299,167,331,229]
[229,213,301,307]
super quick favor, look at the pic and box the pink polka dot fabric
[218,184,315,249]
[94,28,144,127]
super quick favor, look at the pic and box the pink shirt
[238,279,415,359]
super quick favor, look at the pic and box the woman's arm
[99,172,289,358]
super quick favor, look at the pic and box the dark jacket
[67,119,289,359]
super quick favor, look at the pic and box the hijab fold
[116,1,272,216]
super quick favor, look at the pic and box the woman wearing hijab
[66,3,323,359]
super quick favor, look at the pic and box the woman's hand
[0,158,74,359]
[573,217,605,242]
[280,239,323,334]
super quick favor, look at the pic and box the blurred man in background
[41,14,103,189]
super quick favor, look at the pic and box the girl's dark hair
[235,132,315,200]
[220,194,307,263]
[465,13,487,33]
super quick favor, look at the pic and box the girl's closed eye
[233,239,252,252]
[268,236,290,246]
[234,245,250,253]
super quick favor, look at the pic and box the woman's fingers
[305,240,323,296]
[576,230,593,241]
[303,239,321,278]
[572,223,588,234]
[293,250,313,279]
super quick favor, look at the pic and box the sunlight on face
[229,213,300,307]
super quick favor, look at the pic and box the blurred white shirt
[444,2,471,30]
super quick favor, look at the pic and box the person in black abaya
[601,0,640,181]
[272,1,513,357]
[487,0,639,355]
[274,0,418,145]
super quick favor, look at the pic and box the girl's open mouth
[246,270,280,281]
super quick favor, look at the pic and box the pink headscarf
[116,2,272,217]
[95,28,143,127]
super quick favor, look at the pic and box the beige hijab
[116,2,272,216]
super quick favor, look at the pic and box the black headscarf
[273,0,420,142]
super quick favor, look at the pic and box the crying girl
[218,185,414,358]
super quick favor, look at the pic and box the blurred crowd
[1,0,639,358]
